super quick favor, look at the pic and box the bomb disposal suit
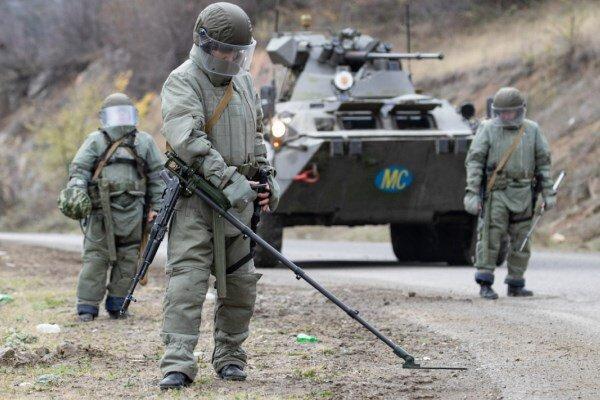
[61,93,165,319]
[158,2,280,387]
[464,87,556,299]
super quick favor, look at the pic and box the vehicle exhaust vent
[393,111,435,130]
[338,111,377,130]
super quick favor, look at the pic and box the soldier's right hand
[463,192,481,216]
[223,172,258,212]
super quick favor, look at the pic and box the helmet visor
[491,105,525,128]
[197,29,256,76]
[100,105,138,128]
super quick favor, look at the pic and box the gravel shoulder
[1,241,598,399]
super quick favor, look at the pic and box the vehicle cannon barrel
[344,51,444,62]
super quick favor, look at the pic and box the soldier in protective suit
[158,2,280,389]
[464,87,556,299]
[60,93,165,321]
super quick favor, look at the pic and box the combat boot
[505,277,533,297]
[159,372,192,390]
[479,284,499,300]
[77,304,98,322]
[507,286,533,297]
[475,271,498,300]
[78,313,94,322]
[107,310,129,319]
[218,364,247,381]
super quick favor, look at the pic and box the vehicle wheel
[390,224,422,262]
[436,221,477,266]
[254,214,284,268]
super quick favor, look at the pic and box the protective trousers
[160,194,261,380]
[76,209,142,316]
[475,190,533,286]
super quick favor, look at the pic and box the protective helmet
[99,93,138,129]
[193,2,256,77]
[58,187,92,220]
[491,87,526,128]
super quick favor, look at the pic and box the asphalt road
[1,232,599,399]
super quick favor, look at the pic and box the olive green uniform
[159,45,279,378]
[68,126,165,316]
[464,118,554,286]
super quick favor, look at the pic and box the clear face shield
[491,105,526,128]
[99,105,138,128]
[197,29,256,76]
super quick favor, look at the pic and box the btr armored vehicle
[256,26,481,267]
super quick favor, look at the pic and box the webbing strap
[487,125,526,192]
[204,81,233,134]
[226,252,253,275]
[92,134,129,181]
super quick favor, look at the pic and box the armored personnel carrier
[256,24,481,267]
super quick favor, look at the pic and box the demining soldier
[464,87,556,300]
[157,2,280,389]
[58,93,165,321]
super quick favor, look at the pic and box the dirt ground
[0,242,502,399]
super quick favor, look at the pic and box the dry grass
[409,0,600,80]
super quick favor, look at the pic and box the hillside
[0,0,598,250]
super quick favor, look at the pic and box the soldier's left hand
[147,210,158,222]
[543,195,557,210]
[250,181,271,212]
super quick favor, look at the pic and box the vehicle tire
[254,213,284,268]
[390,224,422,262]
[436,221,477,266]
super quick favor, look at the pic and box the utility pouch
[98,179,117,263]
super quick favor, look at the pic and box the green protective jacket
[160,45,279,210]
[465,119,554,213]
[68,127,165,236]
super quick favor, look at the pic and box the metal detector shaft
[172,169,464,370]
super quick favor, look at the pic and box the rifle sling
[486,125,526,193]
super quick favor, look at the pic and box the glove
[463,191,481,216]
[223,172,257,213]
[543,194,557,210]
[267,174,281,211]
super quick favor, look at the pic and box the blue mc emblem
[374,165,413,193]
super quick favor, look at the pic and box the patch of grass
[322,348,335,356]
[33,296,69,311]
[293,367,319,381]
[3,329,38,347]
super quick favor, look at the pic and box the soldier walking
[464,87,556,299]
[59,93,165,321]
[158,2,280,389]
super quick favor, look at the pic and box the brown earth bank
[0,243,498,399]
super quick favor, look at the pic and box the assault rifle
[122,151,466,370]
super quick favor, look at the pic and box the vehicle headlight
[271,118,287,138]
[333,70,354,91]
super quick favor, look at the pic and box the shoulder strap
[204,80,234,135]
[120,132,148,179]
[486,125,526,192]
[91,131,132,182]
